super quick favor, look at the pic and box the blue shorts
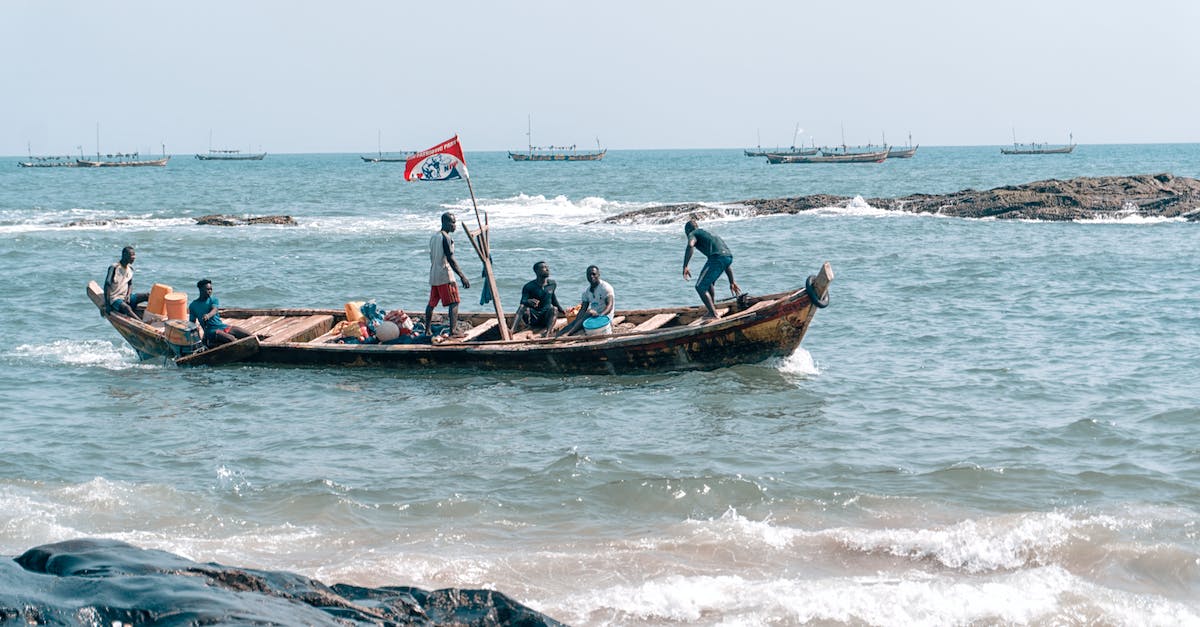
[696,255,732,293]
[109,292,148,313]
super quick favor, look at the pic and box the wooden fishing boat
[507,115,605,162]
[747,146,819,158]
[746,124,818,157]
[767,150,888,164]
[1000,143,1075,155]
[18,156,79,168]
[85,263,833,374]
[360,132,414,162]
[1001,131,1075,155]
[77,154,170,167]
[196,149,266,161]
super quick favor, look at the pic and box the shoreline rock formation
[1,539,564,626]
[194,214,297,226]
[595,174,1200,224]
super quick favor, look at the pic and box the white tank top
[429,231,453,286]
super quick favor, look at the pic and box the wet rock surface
[596,174,1200,224]
[195,214,297,226]
[0,539,564,626]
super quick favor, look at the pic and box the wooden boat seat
[460,318,498,342]
[632,313,677,332]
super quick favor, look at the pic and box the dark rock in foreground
[0,538,563,626]
[596,174,1200,224]
[196,214,297,226]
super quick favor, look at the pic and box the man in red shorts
[424,212,471,337]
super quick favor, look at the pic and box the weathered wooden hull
[1000,146,1074,155]
[77,157,170,167]
[767,151,888,164]
[195,153,266,160]
[747,148,819,157]
[508,150,606,161]
[86,263,833,374]
[887,146,918,158]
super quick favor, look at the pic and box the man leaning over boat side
[556,265,615,337]
[103,246,148,318]
[424,212,471,338]
[189,279,254,348]
[682,218,741,319]
[512,261,565,338]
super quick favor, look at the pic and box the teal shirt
[189,295,225,332]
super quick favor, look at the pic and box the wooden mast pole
[462,172,511,340]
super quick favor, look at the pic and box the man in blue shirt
[682,218,741,318]
[189,279,253,347]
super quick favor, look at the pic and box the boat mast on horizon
[76,124,170,167]
[195,131,265,160]
[361,130,414,163]
[746,123,818,157]
[1001,129,1075,155]
[508,115,606,161]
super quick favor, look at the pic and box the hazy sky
[3,0,1196,155]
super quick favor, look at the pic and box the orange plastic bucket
[147,283,173,315]
[164,292,188,320]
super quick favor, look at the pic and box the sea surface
[1,145,1198,625]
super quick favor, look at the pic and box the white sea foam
[776,347,820,376]
[0,208,195,233]
[558,565,1200,626]
[8,339,152,370]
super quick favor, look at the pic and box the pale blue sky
[3,0,1196,155]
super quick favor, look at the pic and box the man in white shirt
[103,246,148,318]
[557,265,615,337]
[423,212,471,337]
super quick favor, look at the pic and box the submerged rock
[597,174,1200,223]
[0,538,564,626]
[196,214,297,226]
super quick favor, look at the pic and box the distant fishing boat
[195,132,265,160]
[196,149,265,161]
[78,154,170,167]
[361,131,414,162]
[508,116,606,162]
[18,145,79,168]
[1001,131,1075,155]
[745,123,818,157]
[75,125,169,167]
[886,133,919,158]
[767,149,889,164]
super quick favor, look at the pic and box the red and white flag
[404,135,469,181]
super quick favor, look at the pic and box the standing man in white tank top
[424,212,471,337]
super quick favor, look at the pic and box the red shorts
[428,283,460,307]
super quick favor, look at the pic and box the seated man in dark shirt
[512,261,565,337]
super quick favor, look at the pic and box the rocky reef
[596,174,1200,224]
[194,214,297,226]
[0,539,563,626]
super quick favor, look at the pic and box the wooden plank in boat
[260,314,333,344]
[460,318,498,342]
[736,299,777,316]
[688,308,728,326]
[175,335,259,368]
[632,313,677,332]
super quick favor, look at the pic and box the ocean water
[1,145,1198,625]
